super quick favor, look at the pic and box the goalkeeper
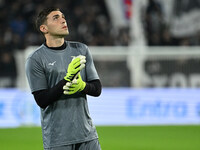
[25,7,102,150]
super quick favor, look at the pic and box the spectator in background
[160,26,176,46]
[0,50,17,87]
[9,15,27,39]
[144,0,165,46]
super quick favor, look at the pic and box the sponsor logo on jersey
[48,61,56,66]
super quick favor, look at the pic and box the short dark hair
[35,7,60,33]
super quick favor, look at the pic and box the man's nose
[61,18,66,24]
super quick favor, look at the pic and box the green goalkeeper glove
[64,55,86,82]
[63,73,86,95]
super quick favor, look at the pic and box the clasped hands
[63,55,86,95]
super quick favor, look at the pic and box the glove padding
[64,55,86,82]
[63,73,86,95]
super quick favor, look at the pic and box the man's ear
[40,25,48,34]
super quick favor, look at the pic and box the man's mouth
[62,26,67,29]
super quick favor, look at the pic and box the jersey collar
[44,41,67,50]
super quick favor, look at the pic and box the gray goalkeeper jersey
[25,41,99,149]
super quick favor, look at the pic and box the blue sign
[0,89,40,127]
[88,88,200,125]
[126,98,187,118]
[0,102,5,117]
[0,88,200,127]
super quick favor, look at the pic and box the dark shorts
[44,139,101,150]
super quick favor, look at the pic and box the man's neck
[45,36,65,47]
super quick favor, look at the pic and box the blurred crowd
[0,0,130,50]
[143,0,200,46]
[0,0,130,87]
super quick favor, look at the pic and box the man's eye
[53,16,59,20]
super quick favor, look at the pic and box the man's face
[43,11,69,37]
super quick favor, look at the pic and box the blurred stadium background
[0,0,200,149]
